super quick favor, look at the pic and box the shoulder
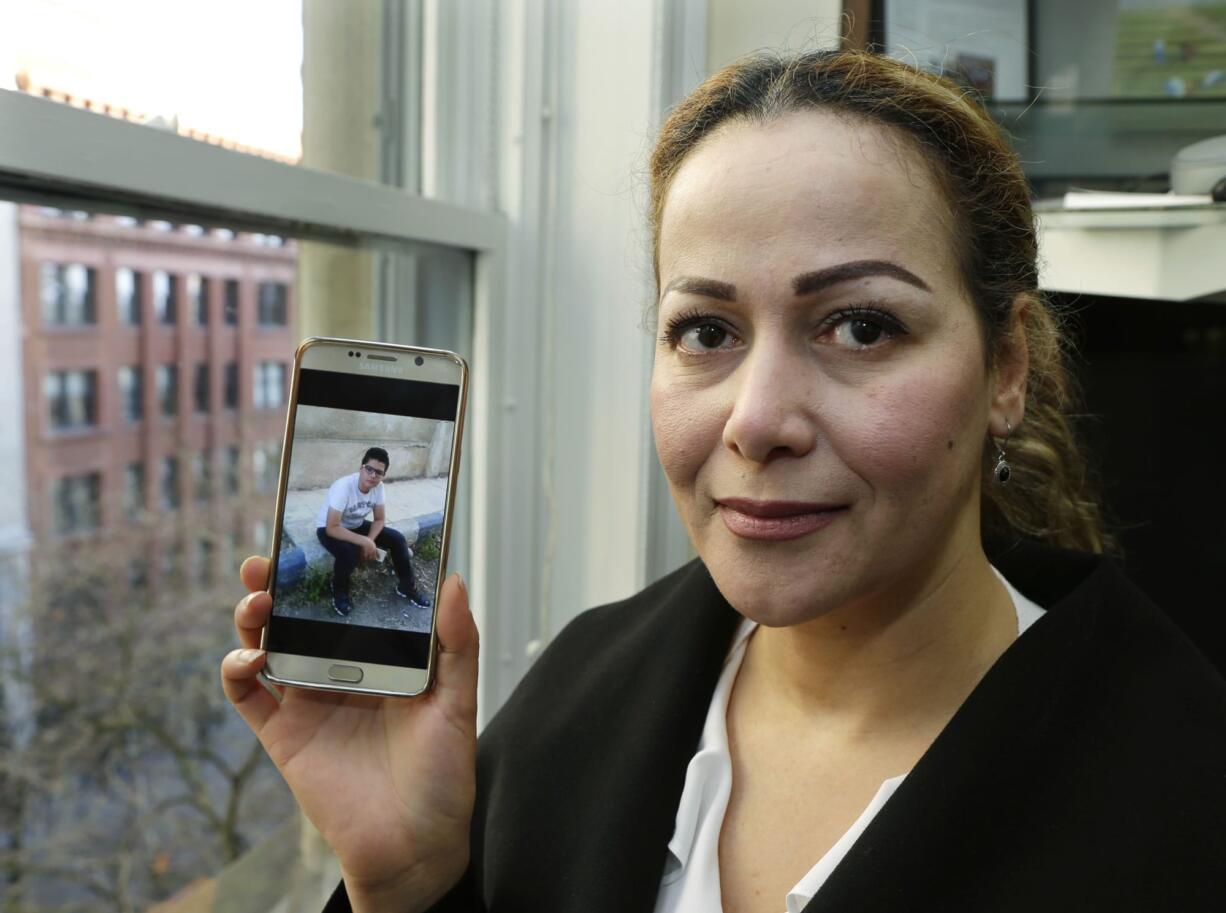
[494,559,731,717]
[995,541,1226,713]
[476,558,739,768]
[988,544,1226,807]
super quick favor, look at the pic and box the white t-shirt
[653,568,1046,913]
[315,472,385,530]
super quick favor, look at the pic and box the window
[224,361,239,409]
[193,363,210,414]
[223,279,240,325]
[123,462,145,514]
[193,451,212,504]
[224,445,241,493]
[44,369,98,431]
[188,273,209,325]
[157,364,178,417]
[6,5,493,902]
[116,267,142,325]
[253,361,286,410]
[252,442,279,494]
[40,263,96,326]
[257,281,288,325]
[195,537,215,586]
[159,544,180,584]
[118,365,143,422]
[160,456,180,511]
[49,472,102,535]
[153,270,177,324]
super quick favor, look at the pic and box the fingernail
[454,573,467,597]
[238,649,263,664]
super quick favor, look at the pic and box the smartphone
[261,337,468,696]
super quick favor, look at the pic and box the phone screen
[265,366,460,670]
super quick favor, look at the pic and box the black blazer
[329,546,1226,912]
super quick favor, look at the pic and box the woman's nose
[721,346,818,464]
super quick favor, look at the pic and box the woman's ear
[989,295,1030,437]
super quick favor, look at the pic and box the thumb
[432,573,479,725]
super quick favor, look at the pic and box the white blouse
[653,570,1046,913]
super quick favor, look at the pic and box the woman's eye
[825,309,904,349]
[837,318,885,347]
[683,323,730,350]
[663,314,737,352]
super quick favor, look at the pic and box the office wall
[708,0,843,69]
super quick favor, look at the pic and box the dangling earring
[994,419,1013,484]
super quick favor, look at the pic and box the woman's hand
[220,557,478,913]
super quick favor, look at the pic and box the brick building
[18,206,297,587]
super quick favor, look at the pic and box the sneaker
[395,582,431,608]
[332,594,352,617]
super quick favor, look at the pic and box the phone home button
[327,664,364,683]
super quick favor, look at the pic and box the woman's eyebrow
[792,259,931,295]
[660,276,737,301]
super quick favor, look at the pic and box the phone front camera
[415,356,424,366]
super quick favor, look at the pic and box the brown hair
[649,49,1109,553]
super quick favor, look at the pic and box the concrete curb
[275,511,442,590]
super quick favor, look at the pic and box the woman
[222,50,1226,912]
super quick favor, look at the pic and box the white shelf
[1036,202,1226,301]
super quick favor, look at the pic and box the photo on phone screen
[263,348,465,689]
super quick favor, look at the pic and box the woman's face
[651,110,1023,626]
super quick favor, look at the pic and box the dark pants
[316,521,413,598]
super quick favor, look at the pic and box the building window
[193,451,212,504]
[159,545,180,585]
[116,267,142,325]
[188,273,209,325]
[123,462,145,515]
[252,442,280,494]
[44,369,98,431]
[153,270,177,324]
[160,456,180,511]
[50,472,102,535]
[157,364,178,417]
[193,363,210,414]
[195,537,215,586]
[224,361,239,409]
[224,445,240,494]
[118,365,143,422]
[253,361,286,410]
[41,263,96,326]
[223,279,240,325]
[256,281,288,326]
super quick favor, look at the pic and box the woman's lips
[716,498,847,541]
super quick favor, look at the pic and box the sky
[5,0,305,160]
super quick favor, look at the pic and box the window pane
[45,369,97,430]
[119,365,143,422]
[160,455,180,510]
[194,362,210,413]
[153,270,177,324]
[116,266,142,325]
[7,0,499,204]
[8,198,473,907]
[123,461,145,514]
[40,263,97,325]
[257,281,289,325]
[188,272,209,325]
[157,364,178,416]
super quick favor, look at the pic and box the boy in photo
[315,446,431,617]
